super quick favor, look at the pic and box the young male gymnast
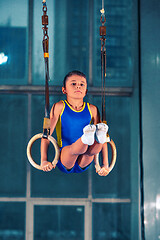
[41,70,110,176]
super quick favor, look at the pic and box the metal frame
[0,196,131,240]
[0,85,132,96]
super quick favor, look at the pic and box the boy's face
[62,75,87,99]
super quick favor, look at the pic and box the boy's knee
[69,145,88,156]
[87,143,103,156]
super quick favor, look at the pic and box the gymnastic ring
[94,139,117,174]
[27,133,60,170]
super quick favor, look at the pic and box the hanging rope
[94,1,117,174]
[100,3,107,123]
[26,0,60,170]
[42,0,50,138]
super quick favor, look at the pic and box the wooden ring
[94,139,117,174]
[27,133,60,170]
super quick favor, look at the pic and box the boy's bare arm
[96,143,110,177]
[89,104,101,124]
[90,104,110,176]
[102,142,109,168]
[41,101,64,171]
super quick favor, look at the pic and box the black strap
[100,15,107,122]
[43,39,50,119]
[42,1,50,137]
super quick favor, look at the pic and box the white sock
[81,124,96,145]
[96,123,108,144]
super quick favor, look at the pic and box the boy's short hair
[63,70,87,87]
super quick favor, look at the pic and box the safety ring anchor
[27,133,60,170]
[94,138,117,174]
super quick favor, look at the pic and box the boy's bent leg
[60,138,89,169]
[60,124,96,169]
[78,141,103,168]
[77,123,108,170]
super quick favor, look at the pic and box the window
[0,0,139,239]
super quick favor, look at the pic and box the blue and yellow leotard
[56,100,92,149]
[56,100,93,173]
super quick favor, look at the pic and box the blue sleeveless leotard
[56,100,93,173]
